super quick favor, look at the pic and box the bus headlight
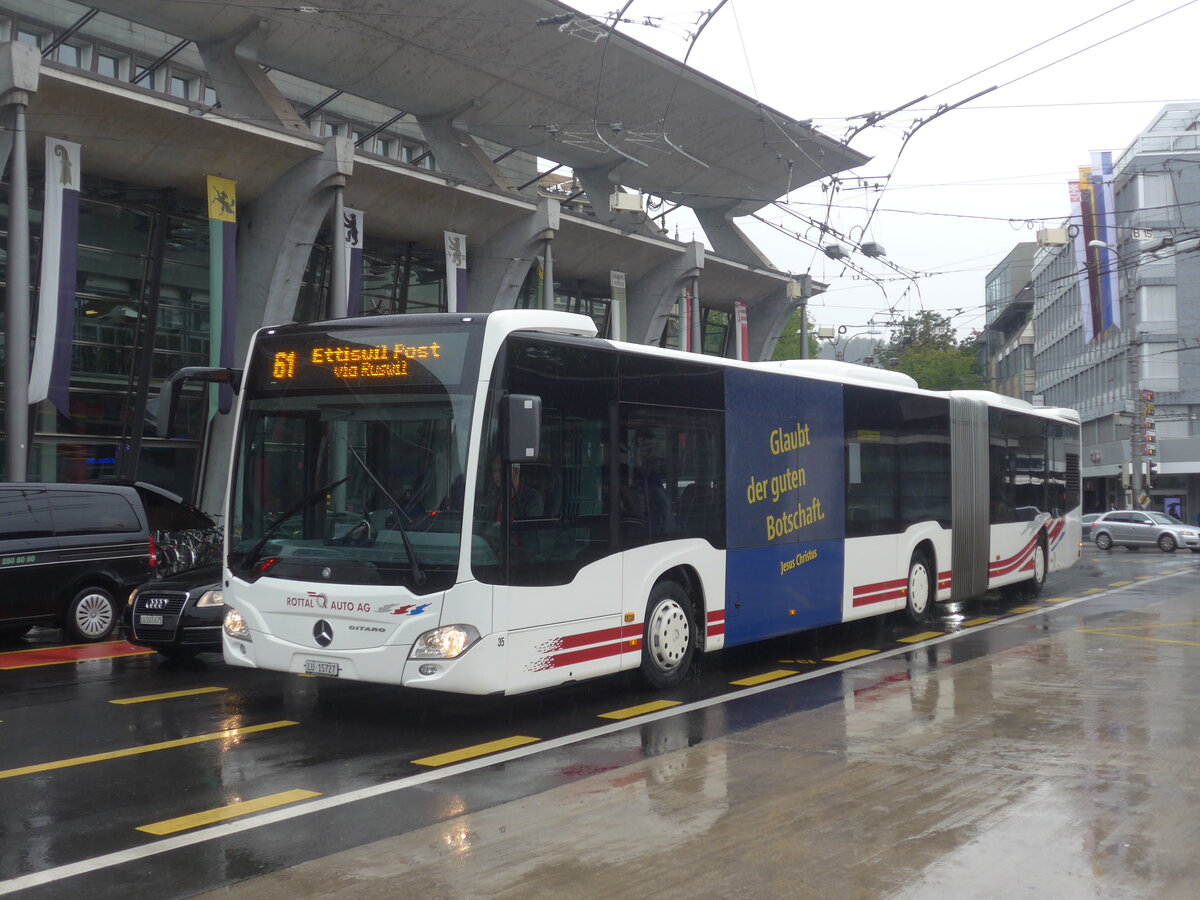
[411,624,480,659]
[196,589,224,608]
[224,608,252,641]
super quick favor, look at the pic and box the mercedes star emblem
[313,619,334,647]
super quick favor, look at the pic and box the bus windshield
[228,320,482,593]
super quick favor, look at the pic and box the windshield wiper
[239,475,350,572]
[342,439,427,587]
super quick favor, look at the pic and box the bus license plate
[139,614,164,626]
[304,659,341,677]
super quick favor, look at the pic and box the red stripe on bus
[853,577,907,597]
[544,623,642,653]
[548,639,638,669]
[989,533,1040,576]
[852,587,906,608]
[0,642,154,670]
[707,610,724,623]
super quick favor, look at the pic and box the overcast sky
[609,0,1200,340]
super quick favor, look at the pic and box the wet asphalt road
[2,544,1197,898]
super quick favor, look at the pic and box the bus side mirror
[504,394,541,463]
[154,366,243,439]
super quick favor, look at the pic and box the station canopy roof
[92,0,869,216]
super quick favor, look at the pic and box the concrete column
[0,42,39,481]
[542,238,554,310]
[199,136,353,514]
[693,207,776,269]
[627,241,704,346]
[328,185,347,318]
[414,109,515,192]
[465,197,560,311]
[745,288,795,362]
[195,20,309,134]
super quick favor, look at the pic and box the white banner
[444,231,466,313]
[30,138,81,414]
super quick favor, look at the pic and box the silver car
[1090,510,1200,553]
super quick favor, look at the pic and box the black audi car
[124,564,224,659]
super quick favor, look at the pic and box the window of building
[377,138,393,157]
[16,28,45,49]
[1138,284,1177,328]
[323,121,340,138]
[1140,342,1179,392]
[96,51,125,79]
[1135,173,1174,220]
[203,84,218,106]
[170,75,192,100]
[57,43,86,68]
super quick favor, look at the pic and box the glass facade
[1,177,467,500]
[1,179,212,496]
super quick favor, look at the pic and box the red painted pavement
[0,641,154,670]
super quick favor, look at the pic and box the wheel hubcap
[76,594,113,638]
[647,599,689,673]
[909,564,930,615]
[1035,546,1046,582]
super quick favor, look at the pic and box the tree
[884,311,985,391]
[771,308,819,360]
[889,310,959,353]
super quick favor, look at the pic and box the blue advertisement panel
[724,369,845,644]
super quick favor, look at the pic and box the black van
[0,483,153,642]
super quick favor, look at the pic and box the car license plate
[304,659,341,677]
[139,614,164,626]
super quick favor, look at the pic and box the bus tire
[905,551,933,624]
[1024,538,1047,597]
[640,579,696,690]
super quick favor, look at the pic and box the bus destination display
[259,330,471,389]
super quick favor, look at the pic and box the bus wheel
[905,552,933,624]
[640,580,696,690]
[64,586,118,643]
[1024,539,1047,597]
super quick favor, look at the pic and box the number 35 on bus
[157,310,1081,695]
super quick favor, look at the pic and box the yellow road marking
[137,789,321,835]
[1078,629,1200,649]
[1007,606,1039,614]
[824,649,878,663]
[1135,576,1154,581]
[1083,588,1106,595]
[730,669,798,686]
[0,721,298,780]
[897,632,943,643]
[776,658,816,665]
[1109,581,1133,587]
[598,700,681,720]
[1044,597,1070,603]
[412,735,539,767]
[960,617,997,627]
[110,687,228,705]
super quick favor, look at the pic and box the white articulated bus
[161,310,1081,695]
